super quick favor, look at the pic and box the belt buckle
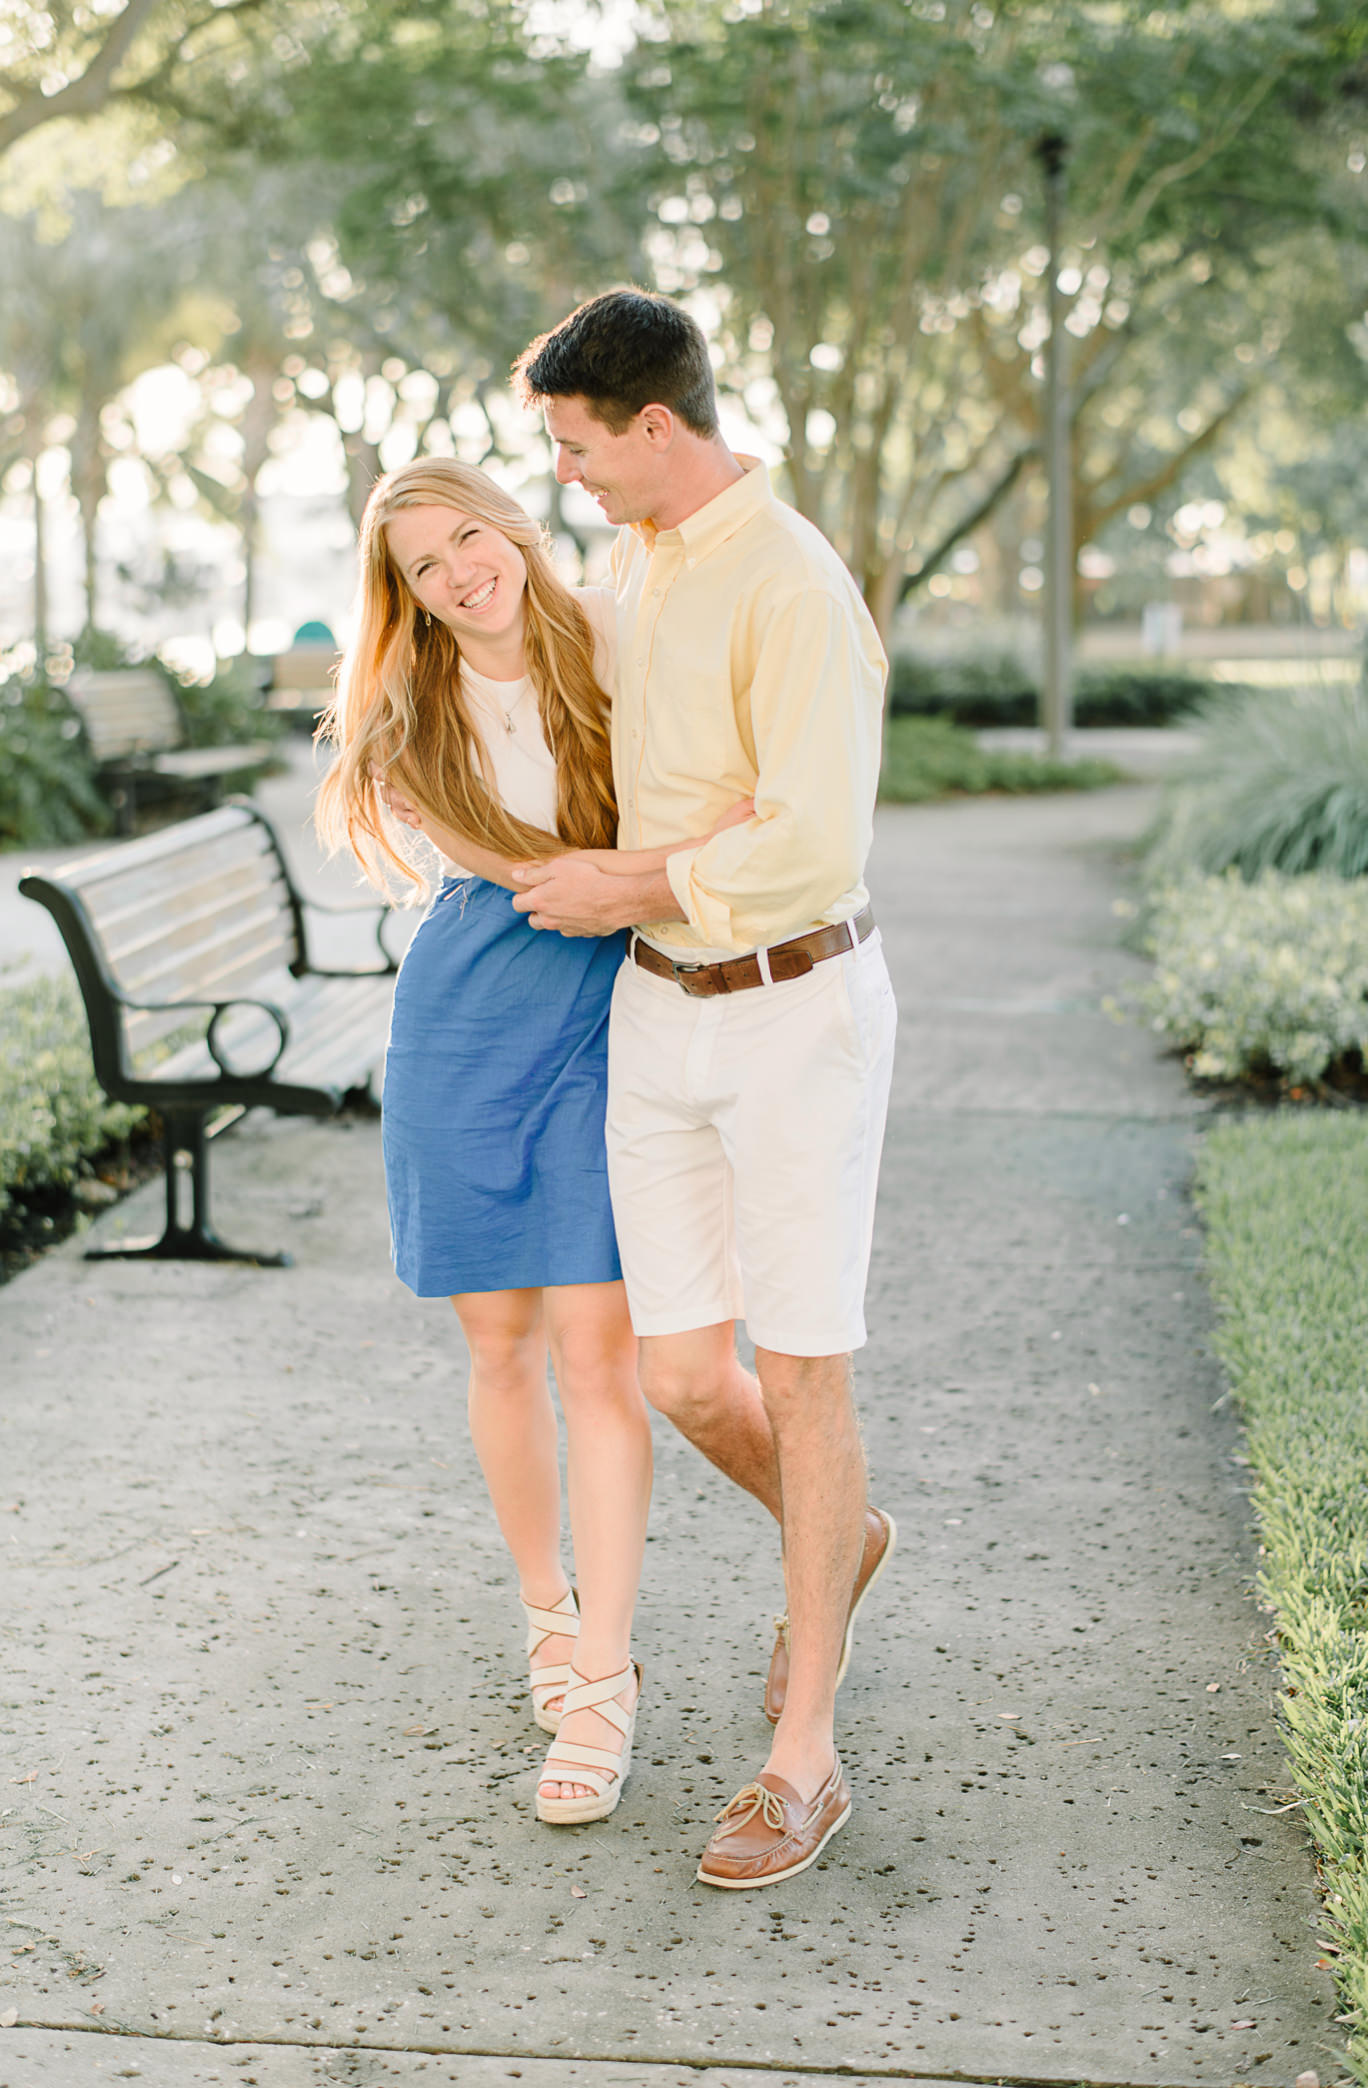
[670,959,712,997]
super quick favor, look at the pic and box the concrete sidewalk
[0,785,1338,2088]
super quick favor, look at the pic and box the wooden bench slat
[49,806,269,891]
[82,837,284,937]
[121,927,299,1017]
[67,672,183,761]
[104,878,289,986]
[153,744,275,782]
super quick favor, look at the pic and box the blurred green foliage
[1197,1116,1368,2079]
[889,654,1213,728]
[1,0,1363,652]
[1147,684,1368,882]
[1139,869,1368,1085]
[0,678,109,848]
[879,714,1119,802]
[0,972,144,1227]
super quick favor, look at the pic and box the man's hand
[510,853,636,937]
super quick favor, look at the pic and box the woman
[316,459,741,1827]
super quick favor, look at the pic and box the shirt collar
[632,456,771,566]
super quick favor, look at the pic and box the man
[509,289,897,1889]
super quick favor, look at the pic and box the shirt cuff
[664,844,734,948]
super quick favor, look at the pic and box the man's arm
[657,584,886,953]
[510,854,686,937]
[509,795,755,935]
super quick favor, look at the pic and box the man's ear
[637,403,676,447]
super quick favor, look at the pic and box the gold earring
[422,608,432,628]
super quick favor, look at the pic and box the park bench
[20,801,399,1266]
[66,668,276,833]
[267,644,339,718]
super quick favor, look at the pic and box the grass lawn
[879,714,1120,801]
[1197,1113,1368,2081]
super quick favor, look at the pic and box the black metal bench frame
[20,801,399,1267]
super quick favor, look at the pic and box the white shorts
[604,930,897,1356]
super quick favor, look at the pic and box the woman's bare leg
[452,1288,574,1712]
[539,1280,652,1803]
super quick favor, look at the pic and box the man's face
[543,395,665,528]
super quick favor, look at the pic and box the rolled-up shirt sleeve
[662,585,887,953]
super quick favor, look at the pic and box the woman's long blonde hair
[315,458,616,894]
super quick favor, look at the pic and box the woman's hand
[371,766,424,832]
[707,795,755,838]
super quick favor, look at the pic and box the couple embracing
[318,289,898,1890]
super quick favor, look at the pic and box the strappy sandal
[520,1585,579,1734]
[534,1661,641,1825]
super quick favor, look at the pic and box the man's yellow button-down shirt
[610,458,888,959]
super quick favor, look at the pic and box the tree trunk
[70,402,105,633]
[30,452,48,656]
[239,349,277,645]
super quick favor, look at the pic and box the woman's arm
[374,780,563,892]
[379,778,754,890]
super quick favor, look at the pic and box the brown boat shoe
[696,1757,853,1889]
[763,1506,897,1725]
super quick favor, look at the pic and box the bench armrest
[298,896,402,975]
[119,990,291,1079]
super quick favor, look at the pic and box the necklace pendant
[504,712,516,734]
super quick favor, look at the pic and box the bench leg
[85,1109,292,1267]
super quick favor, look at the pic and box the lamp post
[1036,130,1073,760]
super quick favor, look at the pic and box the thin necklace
[500,683,530,735]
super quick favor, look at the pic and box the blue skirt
[382,876,626,1297]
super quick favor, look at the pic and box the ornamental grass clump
[1140,869,1368,1084]
[0,973,143,1224]
[1197,1117,1368,2079]
[1147,682,1368,883]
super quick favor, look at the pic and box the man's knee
[754,1348,853,1419]
[637,1326,737,1424]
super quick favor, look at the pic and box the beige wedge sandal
[534,1661,641,1825]
[520,1585,579,1734]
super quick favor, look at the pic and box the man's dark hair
[513,288,719,438]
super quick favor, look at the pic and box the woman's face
[385,503,528,653]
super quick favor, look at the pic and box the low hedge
[889,654,1214,729]
[1196,1116,1368,2083]
[879,714,1119,802]
[1137,870,1368,1086]
[0,972,144,1228]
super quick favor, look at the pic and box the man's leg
[753,1348,865,1795]
[636,1323,781,1519]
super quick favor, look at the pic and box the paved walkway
[0,786,1339,2088]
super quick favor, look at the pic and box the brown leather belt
[631,905,875,997]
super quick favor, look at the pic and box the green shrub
[879,714,1120,802]
[1196,1116,1368,2079]
[0,973,144,1222]
[1138,869,1368,1084]
[889,648,1036,723]
[888,650,1211,728]
[173,655,285,754]
[1146,683,1368,883]
[0,679,111,849]
[1073,665,1211,728]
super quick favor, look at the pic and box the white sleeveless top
[440,586,616,877]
